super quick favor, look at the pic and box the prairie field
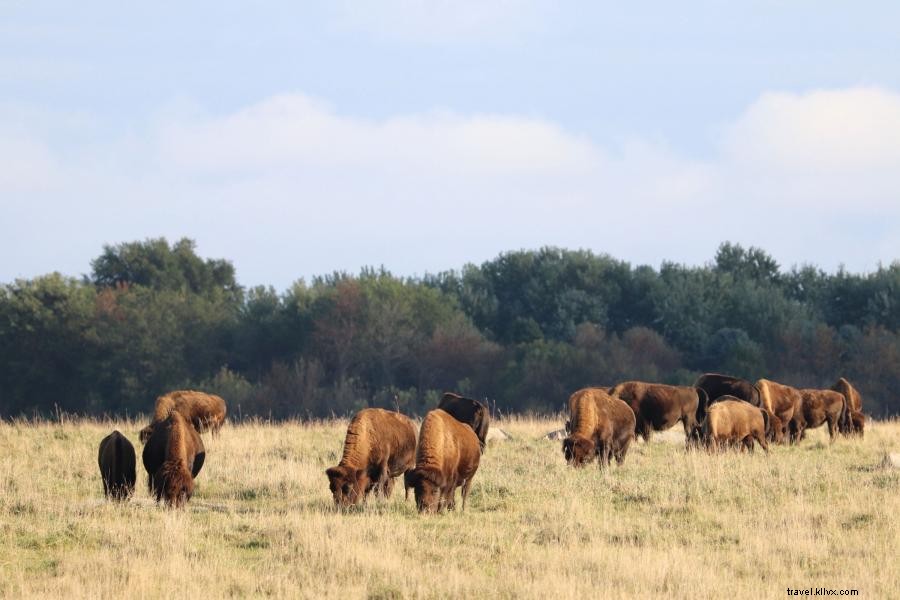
[1,417,898,599]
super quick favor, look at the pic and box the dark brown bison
[139,390,227,443]
[98,430,136,501]
[609,381,706,445]
[756,378,803,443]
[142,411,206,507]
[694,373,761,420]
[702,398,769,453]
[437,392,490,451]
[405,409,481,513]
[831,377,864,435]
[562,388,635,468]
[792,389,846,442]
[325,408,417,508]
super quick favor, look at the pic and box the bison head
[767,414,785,443]
[406,467,446,513]
[154,464,194,508]
[325,466,369,508]
[851,411,865,436]
[562,435,595,467]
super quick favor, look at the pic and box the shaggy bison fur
[562,388,636,468]
[325,408,417,507]
[142,411,206,507]
[405,409,481,513]
[98,430,136,501]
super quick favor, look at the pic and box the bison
[609,381,706,445]
[701,398,769,454]
[98,430,136,501]
[831,377,864,436]
[694,373,761,420]
[437,392,490,451]
[142,411,206,507]
[139,390,227,443]
[792,389,846,442]
[563,388,635,468]
[405,409,481,513]
[756,378,803,443]
[325,408,417,508]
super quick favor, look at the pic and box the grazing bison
[608,381,706,445]
[792,389,846,442]
[756,378,803,443]
[693,373,761,420]
[140,390,227,443]
[768,413,785,444]
[142,411,206,507]
[702,398,769,454]
[437,392,490,451]
[405,409,481,513]
[97,430,136,501]
[325,408,417,508]
[831,377,864,435]
[563,388,635,468]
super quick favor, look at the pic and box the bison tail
[838,394,850,435]
[761,409,770,438]
[695,387,709,422]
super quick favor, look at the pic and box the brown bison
[405,409,481,513]
[437,392,490,451]
[563,388,636,468]
[139,390,227,443]
[792,389,846,442]
[142,411,206,507]
[831,377,864,436]
[325,408,417,508]
[756,378,803,443]
[98,430,136,501]
[608,381,706,444]
[702,398,770,453]
[694,373,761,420]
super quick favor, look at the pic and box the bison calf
[325,408,417,508]
[702,398,769,454]
[406,409,481,513]
[98,430,136,501]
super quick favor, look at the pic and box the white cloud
[1,86,899,287]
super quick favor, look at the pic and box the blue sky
[2,1,899,289]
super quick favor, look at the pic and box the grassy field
[1,416,897,599]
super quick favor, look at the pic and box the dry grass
[1,415,897,599]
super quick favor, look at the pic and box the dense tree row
[1,239,897,419]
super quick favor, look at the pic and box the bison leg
[382,475,395,498]
[826,416,837,442]
[460,478,473,511]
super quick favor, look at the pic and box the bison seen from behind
[98,430,136,501]
[325,408,417,508]
[140,390,227,443]
[702,398,769,454]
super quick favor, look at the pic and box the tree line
[1,238,897,419]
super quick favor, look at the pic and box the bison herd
[97,374,866,513]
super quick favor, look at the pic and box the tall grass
[1,416,897,598]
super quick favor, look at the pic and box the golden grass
[1,416,897,599]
